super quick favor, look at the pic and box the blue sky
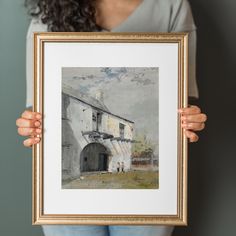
[62,67,159,153]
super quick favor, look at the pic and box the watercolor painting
[61,67,159,189]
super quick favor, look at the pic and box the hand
[16,110,42,147]
[178,105,207,143]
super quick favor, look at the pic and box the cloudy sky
[62,67,159,150]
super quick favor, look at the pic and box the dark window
[92,110,102,131]
[92,113,97,122]
[119,123,125,139]
[97,112,102,124]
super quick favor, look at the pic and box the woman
[16,0,207,235]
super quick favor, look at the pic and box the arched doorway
[80,143,110,172]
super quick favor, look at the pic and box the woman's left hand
[178,105,207,142]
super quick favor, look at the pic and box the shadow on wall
[62,93,81,180]
[174,1,236,236]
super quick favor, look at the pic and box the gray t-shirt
[26,0,199,108]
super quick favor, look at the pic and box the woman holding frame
[16,0,207,235]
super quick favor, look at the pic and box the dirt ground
[62,170,159,189]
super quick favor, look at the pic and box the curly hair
[25,0,102,32]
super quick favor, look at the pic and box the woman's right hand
[16,110,42,147]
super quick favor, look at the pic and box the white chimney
[95,89,104,103]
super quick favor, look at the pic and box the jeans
[42,225,174,236]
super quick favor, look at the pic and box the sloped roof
[62,83,110,112]
[62,83,134,124]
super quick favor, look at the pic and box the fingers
[184,130,199,143]
[21,110,42,120]
[17,127,42,136]
[178,105,207,143]
[181,113,207,123]
[16,110,42,128]
[23,137,41,147]
[182,122,205,131]
[178,105,201,115]
[16,118,41,128]
[16,110,43,148]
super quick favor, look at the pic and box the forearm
[188,96,198,105]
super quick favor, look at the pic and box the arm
[171,0,207,142]
[16,19,46,147]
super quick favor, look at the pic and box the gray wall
[173,0,236,235]
[0,0,235,236]
[0,0,43,235]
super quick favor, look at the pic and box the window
[92,110,102,131]
[92,112,97,122]
[119,123,125,139]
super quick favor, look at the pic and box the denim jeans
[42,225,174,236]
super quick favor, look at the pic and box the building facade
[62,85,134,180]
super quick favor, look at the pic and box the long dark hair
[25,0,102,32]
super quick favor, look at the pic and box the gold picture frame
[33,32,188,225]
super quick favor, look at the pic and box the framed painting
[33,32,188,225]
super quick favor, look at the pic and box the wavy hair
[25,0,102,32]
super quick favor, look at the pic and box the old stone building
[62,84,134,180]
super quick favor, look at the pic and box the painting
[61,67,159,189]
[33,32,188,225]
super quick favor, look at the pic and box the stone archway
[80,143,110,172]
